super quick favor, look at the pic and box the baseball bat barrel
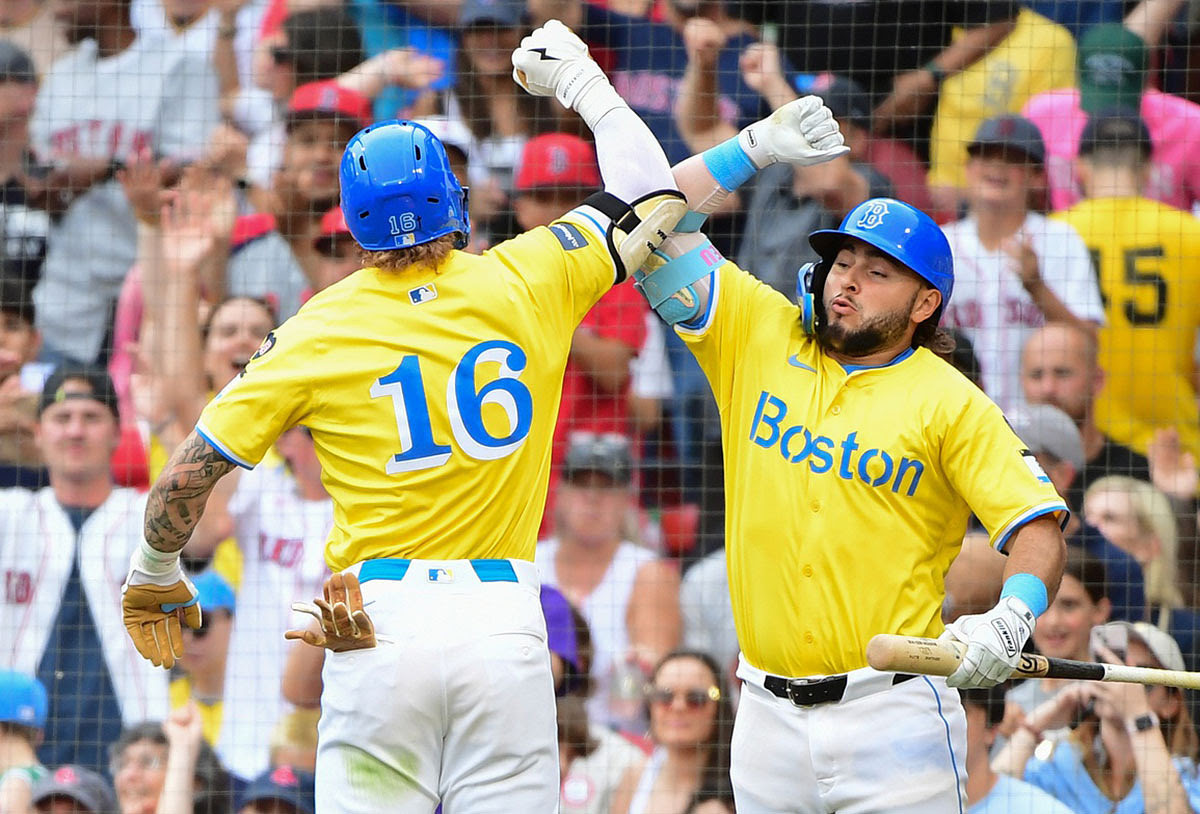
[866,634,1200,689]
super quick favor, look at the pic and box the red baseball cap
[314,206,351,252]
[287,81,372,131]
[515,133,601,192]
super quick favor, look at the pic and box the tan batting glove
[121,544,201,670]
[739,96,849,169]
[286,571,377,652]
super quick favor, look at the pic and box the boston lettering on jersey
[749,390,925,496]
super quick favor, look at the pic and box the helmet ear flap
[796,259,830,335]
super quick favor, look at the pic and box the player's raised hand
[511,19,605,111]
[939,595,1036,688]
[122,550,202,670]
[739,96,850,169]
[287,571,377,652]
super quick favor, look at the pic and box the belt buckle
[785,677,822,708]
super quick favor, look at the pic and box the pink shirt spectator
[1023,88,1200,212]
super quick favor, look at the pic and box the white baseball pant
[315,558,558,813]
[731,656,967,813]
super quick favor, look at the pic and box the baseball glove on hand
[287,571,376,652]
[122,554,201,670]
[940,596,1036,688]
[739,96,850,169]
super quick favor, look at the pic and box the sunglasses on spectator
[647,686,721,709]
[271,46,292,64]
[111,752,164,775]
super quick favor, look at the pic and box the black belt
[763,672,916,707]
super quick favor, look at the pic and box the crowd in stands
[5,0,1200,811]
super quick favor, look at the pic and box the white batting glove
[739,96,850,169]
[512,19,608,113]
[940,596,1036,689]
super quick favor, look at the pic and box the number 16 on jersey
[369,340,535,473]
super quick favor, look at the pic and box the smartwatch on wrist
[1129,712,1160,733]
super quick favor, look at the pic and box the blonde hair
[357,233,459,273]
[1084,475,1184,609]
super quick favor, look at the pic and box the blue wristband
[1001,573,1048,618]
[676,210,708,233]
[701,136,758,192]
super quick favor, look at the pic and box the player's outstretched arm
[671,96,850,219]
[122,430,237,669]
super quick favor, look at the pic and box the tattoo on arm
[144,431,236,554]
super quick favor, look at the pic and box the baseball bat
[866,634,1200,690]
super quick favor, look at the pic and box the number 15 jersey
[198,214,616,571]
[1055,197,1200,458]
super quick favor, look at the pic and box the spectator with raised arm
[27,0,219,365]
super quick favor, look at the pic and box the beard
[814,291,918,358]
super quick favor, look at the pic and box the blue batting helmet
[339,120,470,251]
[797,198,953,333]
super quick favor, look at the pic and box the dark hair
[937,328,981,387]
[563,601,595,698]
[200,295,278,343]
[1063,545,1111,605]
[281,8,365,85]
[0,721,40,745]
[912,317,957,355]
[650,649,734,800]
[556,694,597,761]
[453,40,561,142]
[0,277,35,325]
[959,683,1009,728]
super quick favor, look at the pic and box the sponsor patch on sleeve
[1020,449,1052,484]
[549,222,587,251]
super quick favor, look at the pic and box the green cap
[1077,24,1148,114]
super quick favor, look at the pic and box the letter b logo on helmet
[339,120,471,252]
[854,200,891,230]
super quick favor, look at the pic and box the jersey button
[803,564,814,577]
[831,405,841,415]
[810,500,820,512]
[804,632,815,644]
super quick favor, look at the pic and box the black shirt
[1065,436,1151,515]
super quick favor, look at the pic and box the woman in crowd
[609,650,733,814]
[994,621,1200,813]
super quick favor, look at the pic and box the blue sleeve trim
[992,503,1069,554]
[676,270,718,333]
[1001,573,1049,617]
[195,423,255,470]
[701,137,757,192]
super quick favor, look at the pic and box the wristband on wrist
[136,539,181,575]
[923,61,948,84]
[701,136,758,192]
[1001,573,1049,618]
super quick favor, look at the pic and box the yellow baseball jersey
[1055,197,1200,457]
[169,677,222,747]
[198,213,617,570]
[928,8,1076,190]
[679,262,1067,677]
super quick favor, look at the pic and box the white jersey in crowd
[0,487,169,721]
[132,0,268,88]
[631,312,674,401]
[29,32,219,363]
[535,539,656,729]
[680,548,739,675]
[941,212,1105,413]
[560,725,644,814]
[219,460,331,780]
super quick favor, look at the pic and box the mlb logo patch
[428,568,454,583]
[409,284,438,305]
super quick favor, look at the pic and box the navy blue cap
[237,765,315,814]
[967,114,1045,165]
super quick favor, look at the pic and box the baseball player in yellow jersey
[1053,110,1200,460]
[629,121,1070,809]
[116,19,696,813]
